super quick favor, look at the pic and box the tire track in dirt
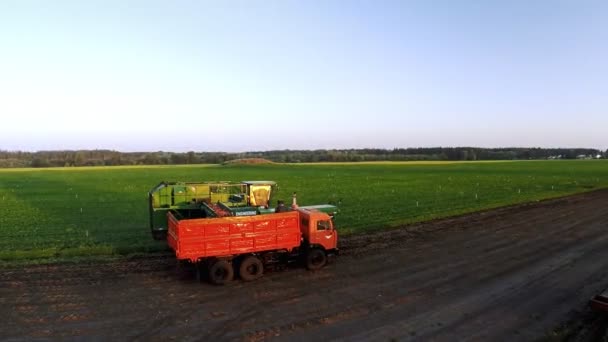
[237,209,608,341]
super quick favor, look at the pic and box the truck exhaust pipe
[292,192,298,209]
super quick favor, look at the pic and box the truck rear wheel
[239,256,264,281]
[306,249,327,271]
[208,260,234,285]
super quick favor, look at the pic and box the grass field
[1,160,607,261]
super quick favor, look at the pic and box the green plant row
[0,160,606,261]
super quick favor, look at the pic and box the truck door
[312,218,337,250]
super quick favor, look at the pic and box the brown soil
[2,190,608,341]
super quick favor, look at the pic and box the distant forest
[0,147,605,168]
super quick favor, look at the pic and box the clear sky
[0,0,606,152]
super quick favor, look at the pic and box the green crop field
[1,160,607,262]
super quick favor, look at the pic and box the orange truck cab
[297,207,338,253]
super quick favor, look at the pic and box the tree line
[0,147,604,168]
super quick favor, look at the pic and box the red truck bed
[167,211,302,262]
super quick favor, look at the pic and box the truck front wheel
[306,249,327,271]
[239,256,264,281]
[208,260,234,285]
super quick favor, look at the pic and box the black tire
[306,249,327,271]
[239,256,264,281]
[208,260,234,285]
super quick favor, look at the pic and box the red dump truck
[166,195,339,284]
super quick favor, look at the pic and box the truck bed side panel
[168,211,301,261]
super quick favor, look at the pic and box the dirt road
[2,190,608,341]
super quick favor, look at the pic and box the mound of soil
[222,158,275,165]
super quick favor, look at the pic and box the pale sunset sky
[0,0,606,152]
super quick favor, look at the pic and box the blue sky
[0,0,606,152]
